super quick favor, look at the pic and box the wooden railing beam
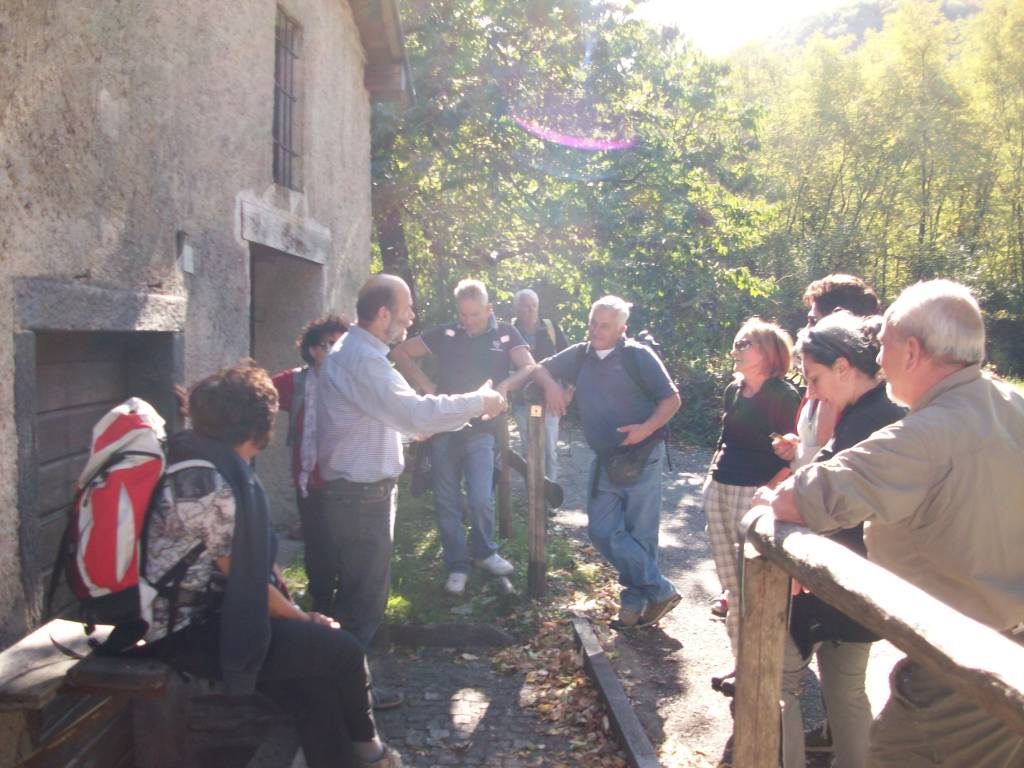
[743,509,1024,737]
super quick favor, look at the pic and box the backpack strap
[621,342,658,403]
[621,342,674,470]
[542,319,557,347]
[569,343,589,386]
[144,458,217,633]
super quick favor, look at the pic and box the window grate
[273,7,301,190]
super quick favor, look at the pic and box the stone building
[0,0,410,646]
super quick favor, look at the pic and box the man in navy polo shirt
[392,279,537,595]
[531,295,682,628]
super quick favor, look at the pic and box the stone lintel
[240,200,331,265]
[15,278,186,332]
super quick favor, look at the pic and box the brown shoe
[639,593,681,626]
[359,745,404,767]
[610,605,643,630]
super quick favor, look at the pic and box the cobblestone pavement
[371,646,577,768]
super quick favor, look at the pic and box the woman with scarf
[780,312,906,768]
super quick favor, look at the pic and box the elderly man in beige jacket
[760,279,1024,768]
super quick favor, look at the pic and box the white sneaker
[444,572,468,595]
[474,553,514,576]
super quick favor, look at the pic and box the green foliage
[376,0,793,444]
[375,0,1024,447]
[734,0,1024,375]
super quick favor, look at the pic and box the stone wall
[0,0,373,643]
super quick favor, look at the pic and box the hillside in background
[775,0,981,48]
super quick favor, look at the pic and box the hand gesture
[771,432,799,462]
[617,423,653,446]
[306,611,341,629]
[477,379,507,420]
[543,382,571,417]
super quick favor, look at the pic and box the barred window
[273,7,302,190]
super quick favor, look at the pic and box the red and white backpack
[48,398,210,651]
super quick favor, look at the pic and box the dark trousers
[323,478,397,650]
[135,618,376,768]
[297,487,338,613]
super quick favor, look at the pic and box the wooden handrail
[732,510,1024,767]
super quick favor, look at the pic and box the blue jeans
[431,430,499,574]
[511,404,560,481]
[587,442,677,612]
[322,478,397,650]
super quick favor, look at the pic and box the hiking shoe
[544,478,565,509]
[710,595,728,618]
[444,572,468,595]
[474,553,514,576]
[610,605,644,630]
[640,593,681,626]
[370,686,405,711]
[359,745,404,767]
[804,721,833,752]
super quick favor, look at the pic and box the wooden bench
[0,619,184,768]
[0,619,298,768]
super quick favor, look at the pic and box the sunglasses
[733,338,753,352]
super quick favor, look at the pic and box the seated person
[133,362,401,768]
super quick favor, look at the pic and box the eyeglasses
[733,338,753,352]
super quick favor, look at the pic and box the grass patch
[281,473,604,635]
[1005,375,1024,395]
[388,473,600,629]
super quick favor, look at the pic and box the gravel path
[545,425,902,766]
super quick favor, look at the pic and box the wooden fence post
[733,553,790,768]
[497,414,511,539]
[527,403,547,597]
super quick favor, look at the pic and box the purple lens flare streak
[512,114,638,151]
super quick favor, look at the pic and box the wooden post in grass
[497,414,511,538]
[527,403,547,597]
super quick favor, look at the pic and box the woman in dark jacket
[136,363,401,768]
[780,312,906,768]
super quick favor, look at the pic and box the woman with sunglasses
[703,318,800,650]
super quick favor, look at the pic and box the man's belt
[327,476,396,493]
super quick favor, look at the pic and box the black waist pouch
[604,430,664,486]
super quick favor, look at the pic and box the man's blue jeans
[322,478,396,650]
[431,430,499,574]
[587,442,677,613]
[511,404,560,481]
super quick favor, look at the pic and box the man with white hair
[531,295,682,628]
[761,279,1024,766]
[511,288,568,481]
[392,279,536,596]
